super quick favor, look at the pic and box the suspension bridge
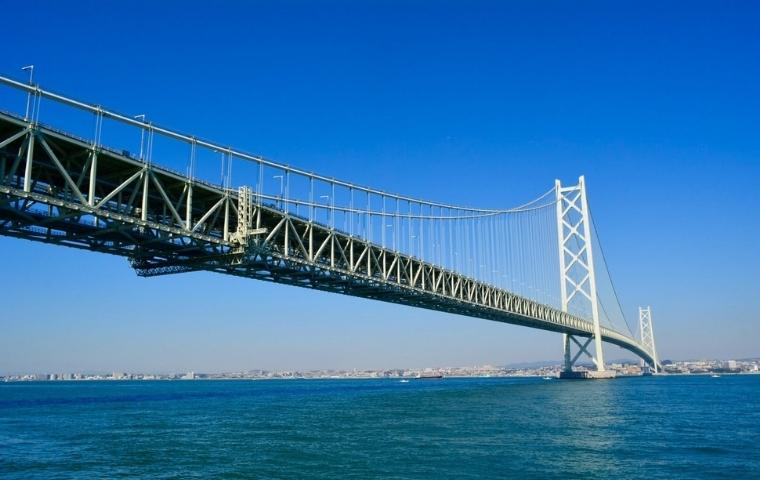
[0,74,660,378]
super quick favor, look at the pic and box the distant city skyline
[6,354,760,378]
[1,1,759,374]
[3,357,757,382]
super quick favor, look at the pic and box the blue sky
[1,1,758,374]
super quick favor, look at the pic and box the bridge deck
[0,111,658,368]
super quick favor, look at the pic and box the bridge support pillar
[559,369,616,380]
[639,306,659,373]
[562,333,572,372]
[556,176,608,376]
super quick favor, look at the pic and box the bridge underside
[0,112,659,370]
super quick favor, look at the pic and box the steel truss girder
[0,112,658,368]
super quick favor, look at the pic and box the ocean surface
[1,375,758,479]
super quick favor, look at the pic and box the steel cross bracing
[639,306,659,373]
[0,111,660,369]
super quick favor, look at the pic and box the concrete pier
[559,370,617,380]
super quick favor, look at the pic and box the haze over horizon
[1,1,758,374]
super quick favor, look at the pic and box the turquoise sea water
[1,375,758,479]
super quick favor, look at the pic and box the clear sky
[1,1,758,374]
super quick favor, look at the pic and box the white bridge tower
[639,306,659,373]
[555,176,613,379]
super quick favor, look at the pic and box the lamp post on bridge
[21,65,34,121]
[134,114,146,161]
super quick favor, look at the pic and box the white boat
[542,376,553,380]
[399,379,410,383]
[711,374,721,378]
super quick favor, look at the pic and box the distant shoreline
[3,371,759,383]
